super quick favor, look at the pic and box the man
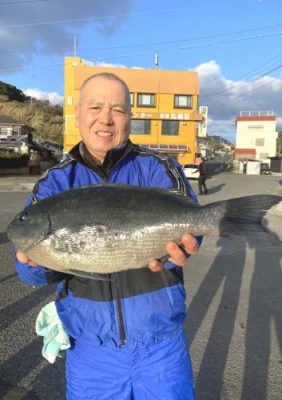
[15,73,201,400]
[197,156,208,195]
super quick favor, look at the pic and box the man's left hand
[148,232,199,272]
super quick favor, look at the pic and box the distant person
[196,156,208,195]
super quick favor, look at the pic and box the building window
[131,119,151,135]
[162,120,179,136]
[0,127,13,135]
[256,138,265,146]
[259,152,269,159]
[130,93,134,106]
[248,124,263,129]
[174,95,192,109]
[137,93,156,107]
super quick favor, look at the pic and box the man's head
[75,72,131,165]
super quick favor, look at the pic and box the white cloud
[0,0,134,71]
[82,59,128,69]
[23,58,282,142]
[195,60,282,140]
[82,58,143,70]
[23,88,64,106]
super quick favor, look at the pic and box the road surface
[0,172,281,400]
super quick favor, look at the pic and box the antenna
[74,36,77,57]
[155,53,159,70]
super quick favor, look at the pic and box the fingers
[16,250,29,263]
[166,233,199,266]
[149,233,199,272]
[181,232,199,256]
[16,250,39,267]
[148,259,163,272]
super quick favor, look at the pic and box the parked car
[182,163,200,179]
[260,163,271,175]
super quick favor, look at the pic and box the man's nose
[99,107,113,124]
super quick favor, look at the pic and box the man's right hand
[16,250,39,267]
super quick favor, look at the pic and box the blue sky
[1,0,282,142]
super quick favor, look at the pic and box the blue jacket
[15,141,201,347]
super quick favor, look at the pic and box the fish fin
[67,269,112,281]
[218,195,282,241]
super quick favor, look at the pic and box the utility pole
[220,137,223,170]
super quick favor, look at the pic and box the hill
[210,135,232,145]
[0,81,63,143]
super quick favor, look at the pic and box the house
[0,115,34,141]
[235,111,278,163]
[234,148,256,161]
[63,57,203,164]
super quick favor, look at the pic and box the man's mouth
[96,131,113,137]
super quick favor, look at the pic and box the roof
[74,64,199,95]
[0,115,25,125]
[236,116,276,122]
[234,148,256,154]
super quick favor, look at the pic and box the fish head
[7,204,51,252]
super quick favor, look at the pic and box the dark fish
[6,184,282,276]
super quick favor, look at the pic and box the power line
[65,20,282,52]
[2,30,282,73]
[0,0,266,28]
[203,53,282,99]
[2,20,282,54]
[86,31,282,62]
[0,0,49,4]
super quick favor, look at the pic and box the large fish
[7,184,282,276]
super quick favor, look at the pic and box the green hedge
[0,153,29,168]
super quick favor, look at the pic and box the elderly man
[15,72,201,400]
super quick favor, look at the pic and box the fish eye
[18,212,28,222]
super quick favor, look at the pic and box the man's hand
[148,232,199,272]
[16,250,39,267]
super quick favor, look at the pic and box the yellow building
[64,57,202,164]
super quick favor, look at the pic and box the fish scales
[6,184,282,276]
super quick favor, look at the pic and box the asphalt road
[0,172,282,400]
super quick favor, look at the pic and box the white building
[235,111,278,163]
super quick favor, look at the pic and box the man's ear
[75,105,79,128]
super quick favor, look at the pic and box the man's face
[75,77,131,164]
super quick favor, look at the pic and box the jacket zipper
[102,175,126,346]
[111,273,127,345]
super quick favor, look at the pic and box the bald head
[78,72,131,113]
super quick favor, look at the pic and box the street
[0,172,282,400]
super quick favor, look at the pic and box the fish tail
[214,195,282,240]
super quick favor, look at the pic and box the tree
[277,131,282,155]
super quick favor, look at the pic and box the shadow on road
[0,285,55,333]
[0,339,65,400]
[205,183,226,195]
[0,283,65,399]
[185,238,245,399]
[185,231,282,399]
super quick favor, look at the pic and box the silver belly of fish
[26,222,190,274]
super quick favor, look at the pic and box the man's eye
[113,108,125,114]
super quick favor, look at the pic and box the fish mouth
[8,210,54,254]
